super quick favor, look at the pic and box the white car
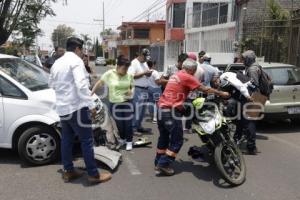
[0,54,102,165]
[95,57,106,66]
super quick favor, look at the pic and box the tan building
[117,20,166,71]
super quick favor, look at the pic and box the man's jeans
[155,109,184,167]
[132,86,149,129]
[148,86,162,118]
[60,107,99,177]
[109,101,133,142]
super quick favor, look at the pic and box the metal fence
[149,45,165,72]
[242,18,300,67]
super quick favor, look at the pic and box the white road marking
[268,135,300,152]
[123,153,142,175]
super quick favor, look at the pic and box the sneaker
[152,119,157,124]
[118,139,126,146]
[87,172,112,184]
[126,142,133,151]
[155,166,175,176]
[62,168,84,183]
[137,127,152,133]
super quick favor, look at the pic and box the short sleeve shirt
[148,70,161,88]
[101,69,133,103]
[128,58,149,87]
[158,70,201,110]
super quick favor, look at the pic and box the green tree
[100,28,116,37]
[94,38,102,57]
[0,0,63,46]
[51,24,75,48]
[80,34,92,52]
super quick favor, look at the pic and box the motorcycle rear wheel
[214,142,246,186]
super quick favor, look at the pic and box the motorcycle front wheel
[214,142,246,186]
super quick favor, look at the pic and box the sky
[38,0,166,50]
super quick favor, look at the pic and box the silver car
[225,62,300,122]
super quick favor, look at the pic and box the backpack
[257,65,274,97]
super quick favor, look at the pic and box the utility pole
[94,1,105,57]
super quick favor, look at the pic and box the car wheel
[18,126,60,165]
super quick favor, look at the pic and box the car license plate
[288,107,300,114]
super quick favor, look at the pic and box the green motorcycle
[191,97,246,186]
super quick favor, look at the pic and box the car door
[0,76,28,145]
[264,67,300,114]
[0,89,4,142]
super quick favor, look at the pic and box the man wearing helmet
[128,48,153,133]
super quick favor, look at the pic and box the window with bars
[202,3,219,27]
[134,29,149,39]
[193,3,202,28]
[173,3,186,28]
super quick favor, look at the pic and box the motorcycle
[190,96,246,186]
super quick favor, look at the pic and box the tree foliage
[0,0,59,46]
[51,24,75,48]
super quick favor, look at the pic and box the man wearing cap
[128,49,153,133]
[199,53,220,87]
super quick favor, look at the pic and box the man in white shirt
[128,49,153,133]
[49,37,111,184]
[147,60,163,123]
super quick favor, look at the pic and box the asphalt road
[1,65,300,200]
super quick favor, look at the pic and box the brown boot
[62,169,84,183]
[88,172,112,184]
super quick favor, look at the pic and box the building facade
[185,0,237,64]
[183,0,300,65]
[165,0,187,67]
[117,21,165,71]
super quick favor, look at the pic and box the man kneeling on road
[154,59,230,176]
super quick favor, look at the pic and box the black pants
[109,101,133,142]
[234,101,257,150]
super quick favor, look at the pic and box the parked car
[23,54,43,68]
[0,54,102,165]
[224,62,300,122]
[95,57,106,66]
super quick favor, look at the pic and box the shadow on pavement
[0,148,20,165]
[258,120,300,134]
[172,159,236,189]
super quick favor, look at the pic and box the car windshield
[0,58,49,91]
[264,67,300,86]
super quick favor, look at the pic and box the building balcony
[166,28,185,41]
[118,39,150,46]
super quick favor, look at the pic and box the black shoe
[137,127,152,133]
[247,147,258,155]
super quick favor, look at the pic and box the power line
[131,0,164,21]
[43,19,118,27]
[134,3,166,22]
[105,0,122,16]
[130,0,166,22]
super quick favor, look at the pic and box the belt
[135,85,148,90]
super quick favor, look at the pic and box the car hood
[31,88,56,108]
